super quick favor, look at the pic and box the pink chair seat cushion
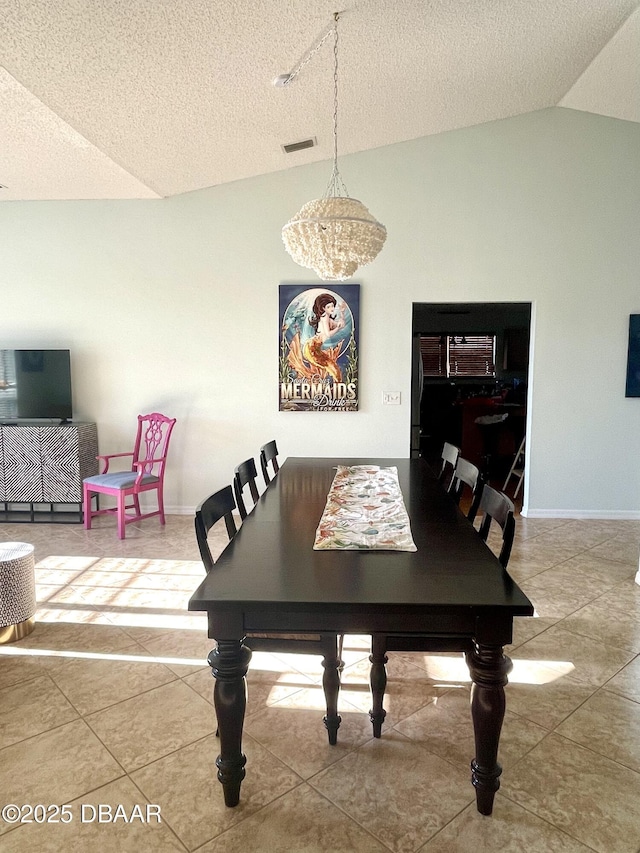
[84,472,159,490]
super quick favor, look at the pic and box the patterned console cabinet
[0,423,98,506]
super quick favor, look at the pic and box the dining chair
[195,484,343,744]
[233,458,260,520]
[83,412,176,539]
[259,440,279,487]
[438,441,460,489]
[368,483,516,738]
[195,485,238,563]
[475,484,516,569]
[448,456,483,522]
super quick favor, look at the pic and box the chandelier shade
[282,196,387,281]
[280,13,386,280]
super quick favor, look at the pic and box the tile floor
[1,512,640,852]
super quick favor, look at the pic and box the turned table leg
[369,635,388,738]
[208,639,252,807]
[321,639,342,745]
[465,641,513,815]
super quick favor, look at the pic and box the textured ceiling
[0,0,638,201]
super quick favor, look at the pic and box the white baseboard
[165,505,193,516]
[522,508,640,520]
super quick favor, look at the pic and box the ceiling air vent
[282,137,316,154]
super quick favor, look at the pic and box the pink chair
[83,412,176,539]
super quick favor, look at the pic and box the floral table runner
[313,465,417,551]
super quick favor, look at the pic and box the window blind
[420,335,495,378]
[419,336,446,377]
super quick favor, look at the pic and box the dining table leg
[321,639,342,745]
[465,641,513,815]
[208,639,252,807]
[369,635,388,738]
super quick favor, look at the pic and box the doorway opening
[411,302,532,504]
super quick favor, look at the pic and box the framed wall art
[625,314,640,397]
[279,283,360,412]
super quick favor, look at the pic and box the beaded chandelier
[281,14,386,281]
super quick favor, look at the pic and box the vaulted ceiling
[1,0,638,201]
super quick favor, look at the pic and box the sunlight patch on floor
[421,653,574,685]
[0,646,206,667]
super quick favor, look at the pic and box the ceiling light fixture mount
[280,12,386,281]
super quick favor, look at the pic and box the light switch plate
[383,391,401,405]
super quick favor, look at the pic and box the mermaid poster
[279,284,360,412]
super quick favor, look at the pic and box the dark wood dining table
[188,457,534,814]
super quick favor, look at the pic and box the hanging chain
[278,12,349,199]
[324,12,349,199]
[282,21,335,87]
[332,14,339,171]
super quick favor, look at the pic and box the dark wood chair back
[259,440,280,487]
[476,484,516,568]
[438,441,460,489]
[194,485,237,573]
[448,457,483,522]
[233,457,260,519]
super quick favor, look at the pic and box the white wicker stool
[0,542,36,643]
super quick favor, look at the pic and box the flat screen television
[0,349,73,422]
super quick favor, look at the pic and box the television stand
[0,422,98,524]
[0,502,84,524]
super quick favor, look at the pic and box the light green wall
[1,107,639,515]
